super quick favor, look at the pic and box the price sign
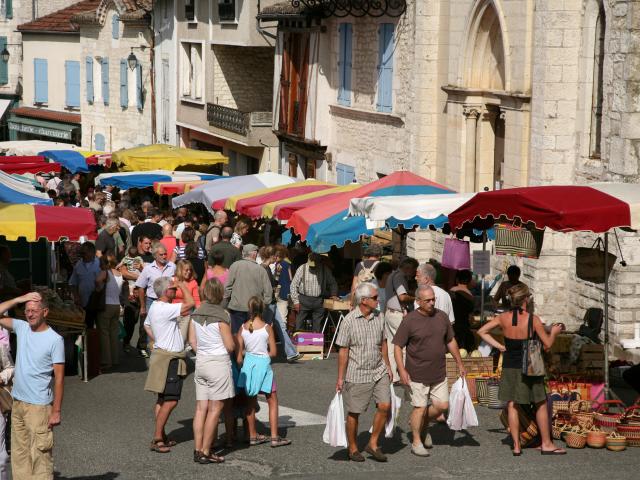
[473,250,491,275]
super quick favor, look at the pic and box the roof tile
[11,107,81,125]
[18,0,102,34]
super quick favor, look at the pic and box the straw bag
[617,405,640,447]
[564,426,587,449]
[576,238,616,284]
[594,400,625,433]
[606,432,627,451]
[586,427,607,448]
[494,223,544,259]
[499,403,539,448]
[476,377,489,406]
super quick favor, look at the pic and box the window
[101,57,109,105]
[336,163,355,185]
[181,42,203,101]
[590,4,605,157]
[218,0,236,22]
[64,60,80,108]
[136,64,143,110]
[185,0,196,22]
[279,32,310,137]
[34,58,48,104]
[1,0,12,19]
[94,133,105,151]
[376,23,394,113]
[112,14,119,40]
[0,37,7,85]
[337,24,353,106]
[85,57,94,103]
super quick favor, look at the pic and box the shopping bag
[368,384,402,438]
[447,377,478,431]
[323,392,347,447]
[441,238,471,270]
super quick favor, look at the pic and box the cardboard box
[323,299,351,310]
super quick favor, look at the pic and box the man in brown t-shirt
[393,285,466,457]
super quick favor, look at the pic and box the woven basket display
[586,428,607,448]
[574,412,594,430]
[446,357,494,389]
[606,432,627,451]
[594,400,625,434]
[564,428,587,449]
[487,380,505,409]
[476,377,489,406]
[552,421,566,440]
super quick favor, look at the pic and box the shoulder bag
[522,312,545,377]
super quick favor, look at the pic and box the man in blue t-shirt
[0,291,65,479]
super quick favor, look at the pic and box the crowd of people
[0,172,580,476]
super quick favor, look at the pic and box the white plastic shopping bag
[323,392,348,447]
[447,377,478,431]
[368,384,402,438]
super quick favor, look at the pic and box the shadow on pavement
[55,472,119,479]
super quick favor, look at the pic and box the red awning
[448,184,640,233]
[0,162,61,174]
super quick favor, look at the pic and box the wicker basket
[446,357,494,389]
[552,420,566,440]
[594,400,625,434]
[617,405,640,446]
[564,428,587,449]
[476,377,489,406]
[569,400,593,414]
[606,432,627,451]
[574,412,594,430]
[586,428,607,448]
[487,380,505,409]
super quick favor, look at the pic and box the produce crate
[446,357,494,388]
[323,299,351,311]
[295,345,324,361]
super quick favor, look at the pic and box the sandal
[193,450,210,464]
[249,435,269,446]
[270,436,292,448]
[150,439,171,453]
[207,453,225,463]
[162,434,177,447]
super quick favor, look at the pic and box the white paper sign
[473,250,491,275]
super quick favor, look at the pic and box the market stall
[153,180,207,195]
[172,172,298,213]
[287,171,455,253]
[0,140,82,157]
[0,171,52,205]
[111,144,228,172]
[448,183,640,399]
[218,179,335,217]
[0,160,61,175]
[95,170,222,190]
[38,150,89,173]
[262,184,359,220]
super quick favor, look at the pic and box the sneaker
[423,432,433,449]
[411,443,430,457]
[286,353,303,363]
[139,349,149,358]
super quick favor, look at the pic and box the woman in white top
[188,278,235,464]
[237,297,292,448]
[96,253,124,370]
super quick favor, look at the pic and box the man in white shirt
[415,263,455,324]
[143,277,194,453]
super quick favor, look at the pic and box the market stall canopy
[288,171,455,252]
[172,172,298,213]
[0,140,81,157]
[111,144,228,171]
[0,202,96,241]
[95,171,222,190]
[0,171,52,205]
[38,150,88,173]
[84,153,112,168]
[263,184,360,220]
[349,193,476,229]
[218,180,334,217]
[153,180,207,195]
[0,161,60,174]
[448,183,640,233]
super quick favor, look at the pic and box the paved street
[47,349,638,480]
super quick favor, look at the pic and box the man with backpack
[203,210,228,255]
[350,244,382,294]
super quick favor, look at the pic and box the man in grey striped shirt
[336,282,392,463]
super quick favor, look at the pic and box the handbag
[522,312,545,377]
[441,238,471,270]
[86,286,106,312]
[576,238,616,284]
[495,223,544,258]
[0,386,12,414]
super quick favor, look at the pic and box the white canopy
[0,140,81,157]
[172,172,298,213]
[349,193,475,229]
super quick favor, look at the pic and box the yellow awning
[223,179,331,211]
[262,184,359,218]
[111,144,228,172]
[0,203,36,241]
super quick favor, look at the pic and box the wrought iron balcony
[207,103,272,136]
[290,0,406,18]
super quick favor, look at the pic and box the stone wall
[79,10,153,150]
[36,0,78,17]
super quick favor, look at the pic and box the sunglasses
[368,295,379,300]
[419,297,436,303]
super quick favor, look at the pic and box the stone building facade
[266,0,640,349]
[74,0,153,151]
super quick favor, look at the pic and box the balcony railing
[207,103,272,136]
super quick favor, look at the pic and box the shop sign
[8,122,72,140]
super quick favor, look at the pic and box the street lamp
[127,51,138,70]
[1,48,9,63]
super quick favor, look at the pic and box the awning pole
[480,230,487,324]
[604,232,610,399]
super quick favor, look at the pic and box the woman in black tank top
[478,283,565,456]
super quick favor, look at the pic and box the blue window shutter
[344,164,355,184]
[136,64,142,110]
[112,14,119,40]
[94,133,105,151]
[65,60,80,107]
[86,56,94,103]
[34,59,48,104]
[376,23,394,113]
[336,163,345,185]
[120,59,128,108]
[337,24,353,106]
[101,57,109,105]
[5,0,12,19]
[0,37,7,85]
